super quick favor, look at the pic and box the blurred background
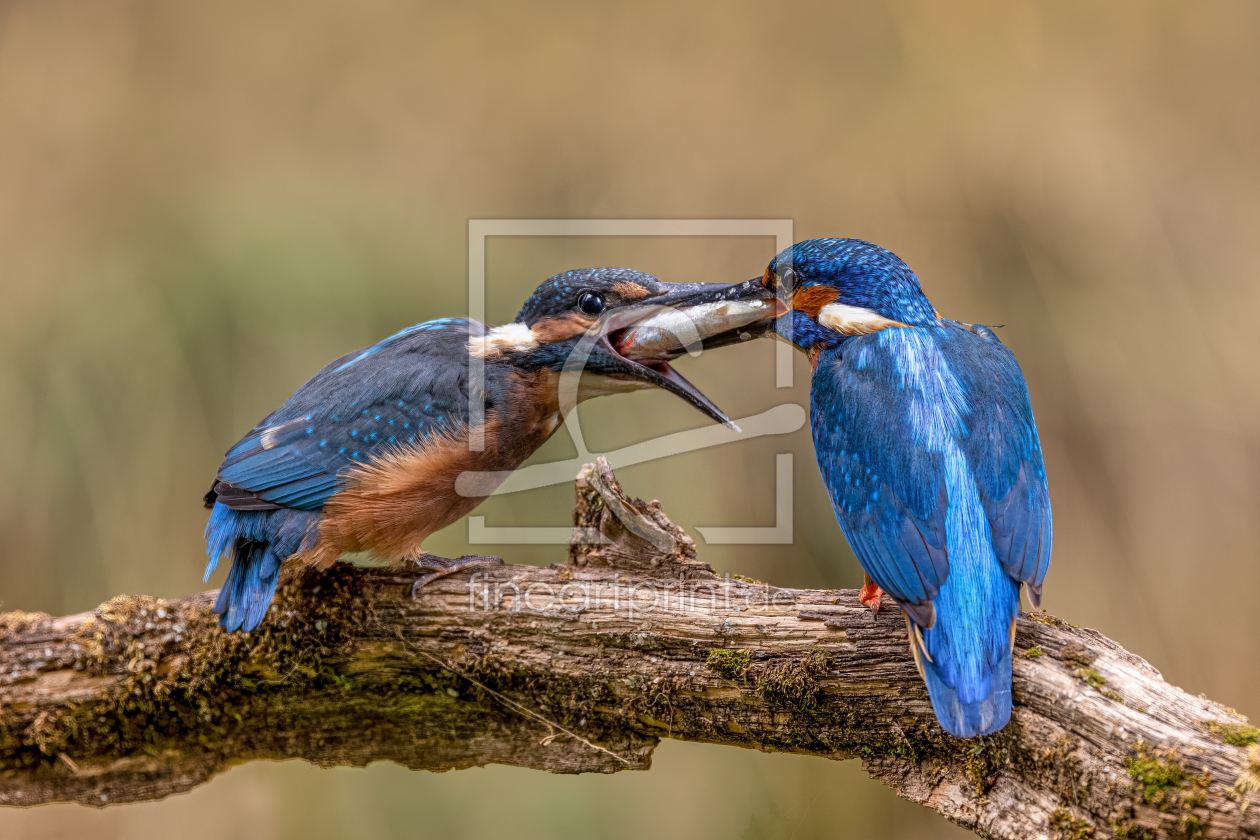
[1,0,1258,837]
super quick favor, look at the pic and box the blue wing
[809,323,1051,620]
[938,323,1052,600]
[810,332,950,627]
[212,318,478,512]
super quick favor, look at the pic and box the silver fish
[617,298,775,360]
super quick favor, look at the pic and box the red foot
[858,578,884,613]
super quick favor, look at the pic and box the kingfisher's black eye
[576,291,605,316]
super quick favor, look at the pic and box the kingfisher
[203,268,773,633]
[755,238,1052,738]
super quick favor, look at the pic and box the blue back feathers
[786,239,1052,738]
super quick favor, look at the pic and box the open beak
[593,278,782,430]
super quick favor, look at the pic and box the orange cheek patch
[612,282,650,300]
[531,313,597,343]
[791,284,841,318]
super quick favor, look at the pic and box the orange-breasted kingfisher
[754,238,1051,738]
[203,268,775,633]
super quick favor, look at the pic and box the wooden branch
[2,460,1257,839]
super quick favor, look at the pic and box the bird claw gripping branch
[408,554,504,598]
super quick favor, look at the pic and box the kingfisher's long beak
[592,279,781,430]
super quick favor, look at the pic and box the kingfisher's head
[470,268,776,428]
[759,239,938,354]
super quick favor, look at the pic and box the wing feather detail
[810,322,1051,620]
[209,318,477,512]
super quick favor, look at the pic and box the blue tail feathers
[917,567,1021,739]
[204,503,318,632]
[920,630,1013,738]
[214,541,284,633]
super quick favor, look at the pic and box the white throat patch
[817,302,907,336]
[467,322,540,358]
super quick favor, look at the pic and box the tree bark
[1,459,1257,839]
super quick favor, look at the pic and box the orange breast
[303,368,564,567]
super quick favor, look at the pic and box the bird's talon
[859,580,884,613]
[408,554,504,600]
[409,573,444,598]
